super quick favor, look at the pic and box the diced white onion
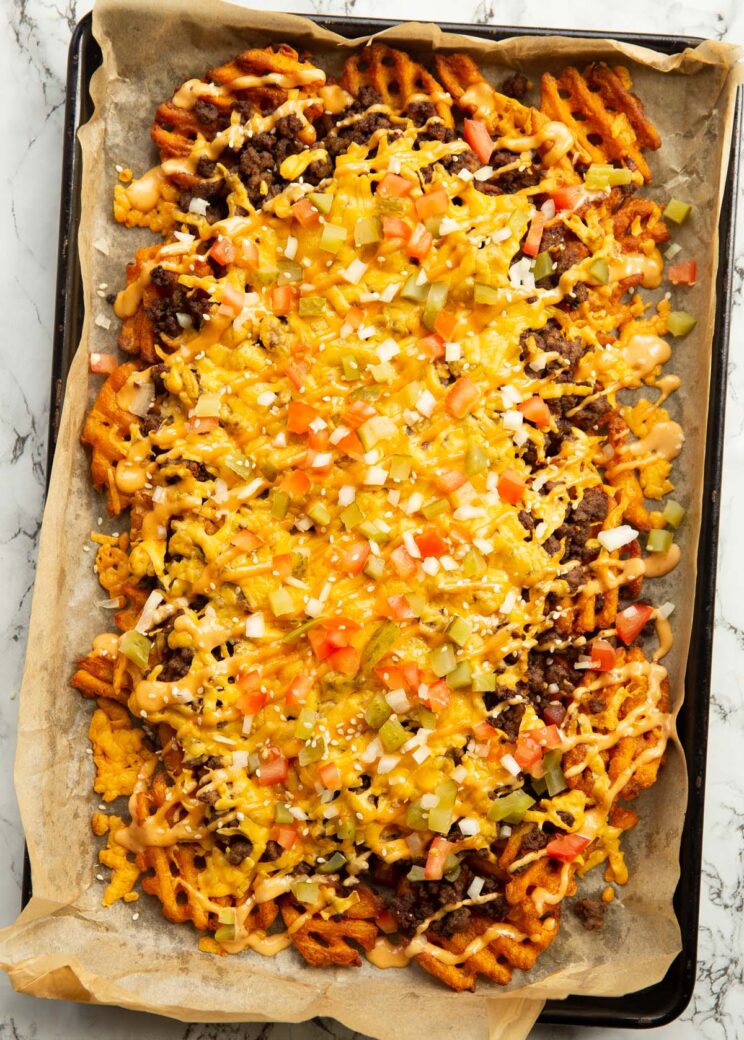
[420,793,438,810]
[232,750,249,770]
[597,525,638,552]
[360,737,382,763]
[458,817,480,837]
[416,389,437,418]
[502,409,523,431]
[134,591,164,634]
[500,753,521,776]
[338,484,356,506]
[658,601,675,620]
[245,612,265,638]
[385,689,411,713]
[467,876,485,899]
[377,338,400,362]
[377,754,400,775]
[284,235,298,260]
[445,341,461,361]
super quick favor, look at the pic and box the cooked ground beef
[520,826,550,852]
[494,703,526,741]
[224,837,253,866]
[573,897,606,930]
[384,867,507,939]
[500,72,530,100]
[159,647,194,682]
[261,840,282,862]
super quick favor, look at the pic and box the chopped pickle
[320,222,347,252]
[428,806,453,834]
[340,502,365,529]
[405,801,430,831]
[298,737,325,765]
[294,708,317,740]
[119,630,151,670]
[358,519,389,543]
[401,272,429,303]
[275,803,294,824]
[259,458,279,483]
[473,672,497,692]
[584,163,633,189]
[365,693,392,729]
[422,281,449,330]
[354,216,383,246]
[359,415,397,449]
[436,779,458,808]
[663,499,686,529]
[363,555,385,580]
[277,259,303,282]
[269,587,294,617]
[336,817,356,841]
[218,906,236,925]
[647,528,673,553]
[462,546,486,578]
[318,851,347,874]
[667,310,697,336]
[283,617,319,643]
[379,717,408,752]
[663,198,692,224]
[292,880,321,904]
[429,643,457,677]
[214,924,236,941]
[309,192,333,214]
[271,489,290,519]
[588,258,610,284]
[407,864,427,881]
[389,454,413,481]
[422,498,449,519]
[446,617,471,647]
[298,295,326,316]
[473,282,500,305]
[253,266,279,286]
[488,790,535,823]
[341,355,361,380]
[531,250,555,282]
[543,749,567,797]
[360,620,400,673]
[307,501,332,527]
[465,441,488,475]
[446,660,472,689]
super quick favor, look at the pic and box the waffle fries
[76,40,689,991]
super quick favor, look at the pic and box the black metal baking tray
[26,9,740,1030]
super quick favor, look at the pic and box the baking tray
[25,9,740,1030]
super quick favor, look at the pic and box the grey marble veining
[1,0,743,1035]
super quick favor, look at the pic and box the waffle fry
[343,44,454,126]
[77,41,683,992]
[540,63,660,180]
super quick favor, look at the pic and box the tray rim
[28,9,741,1030]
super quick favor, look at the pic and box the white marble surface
[1,0,743,1035]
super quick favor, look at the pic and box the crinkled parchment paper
[0,2,740,1037]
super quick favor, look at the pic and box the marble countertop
[1,0,743,1036]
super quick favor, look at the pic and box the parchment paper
[0,3,740,1038]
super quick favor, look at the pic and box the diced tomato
[514,732,543,771]
[463,119,494,164]
[415,527,448,558]
[377,172,415,198]
[382,216,411,242]
[522,212,546,257]
[343,399,377,429]
[339,541,370,575]
[543,702,566,727]
[419,333,445,359]
[406,223,433,260]
[497,468,525,505]
[544,833,591,863]
[375,663,421,692]
[291,197,319,227]
[530,724,562,749]
[237,239,259,269]
[271,824,298,850]
[345,306,364,330]
[473,719,497,742]
[231,530,263,552]
[337,430,364,457]
[433,310,457,341]
[445,376,481,419]
[590,639,617,672]
[390,545,418,579]
[308,426,329,451]
[284,359,309,391]
[551,185,586,212]
[281,469,311,498]
[426,679,451,713]
[425,836,453,880]
[218,282,245,318]
[319,761,342,789]
[615,603,654,645]
[304,448,332,472]
[386,594,415,620]
[287,400,319,434]
[286,674,313,707]
[308,627,335,661]
[209,237,237,266]
[271,284,295,315]
[435,469,467,494]
[322,616,361,633]
[518,395,551,428]
[415,188,449,222]
[236,684,268,716]
[89,353,117,375]
[376,909,398,934]
[327,645,361,676]
[668,259,697,285]
[186,415,219,434]
[272,553,294,580]
[308,618,357,661]
[257,752,288,786]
